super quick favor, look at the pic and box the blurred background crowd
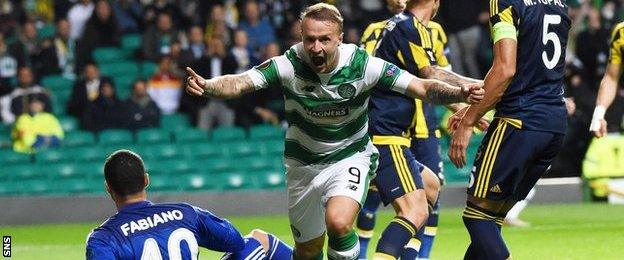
[0,0,622,179]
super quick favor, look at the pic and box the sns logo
[3,236,10,257]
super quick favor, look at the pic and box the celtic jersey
[246,43,416,167]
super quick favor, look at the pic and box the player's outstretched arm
[420,65,483,87]
[590,62,621,138]
[185,67,256,99]
[404,77,484,105]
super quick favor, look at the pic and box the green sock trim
[328,229,358,251]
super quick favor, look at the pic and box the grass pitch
[1,203,623,259]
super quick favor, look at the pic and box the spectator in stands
[8,20,42,69]
[231,29,257,74]
[238,0,276,54]
[81,0,121,48]
[124,79,160,130]
[186,25,205,61]
[111,0,143,34]
[82,80,124,131]
[169,41,193,76]
[206,4,231,45]
[439,0,488,78]
[142,13,179,61]
[147,55,182,114]
[38,19,76,78]
[1,67,52,124]
[12,97,63,153]
[285,20,302,51]
[0,32,18,88]
[66,63,112,119]
[143,0,185,28]
[193,37,236,130]
[67,0,95,40]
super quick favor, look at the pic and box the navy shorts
[371,144,425,205]
[467,118,564,201]
[410,136,443,181]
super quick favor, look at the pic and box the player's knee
[422,168,441,204]
[326,216,353,236]
[399,204,429,228]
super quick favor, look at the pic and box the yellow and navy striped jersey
[608,22,624,64]
[368,12,440,138]
[360,20,389,55]
[489,0,570,134]
[429,21,450,68]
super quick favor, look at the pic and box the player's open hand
[462,83,484,104]
[186,67,207,97]
[449,122,473,168]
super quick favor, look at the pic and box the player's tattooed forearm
[433,68,478,87]
[203,74,255,98]
[426,81,464,104]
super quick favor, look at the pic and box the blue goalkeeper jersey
[86,200,244,259]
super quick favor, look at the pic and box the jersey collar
[119,200,153,212]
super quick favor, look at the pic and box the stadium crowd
[0,0,622,179]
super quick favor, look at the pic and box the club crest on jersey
[386,64,399,77]
[337,84,356,98]
[255,60,271,70]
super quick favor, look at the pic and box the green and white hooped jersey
[246,43,415,167]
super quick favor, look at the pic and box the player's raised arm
[590,62,621,137]
[185,67,256,99]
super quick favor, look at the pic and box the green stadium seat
[148,159,197,175]
[99,62,139,77]
[63,131,96,147]
[65,146,103,162]
[203,158,235,174]
[0,181,20,196]
[249,125,284,140]
[93,47,125,63]
[58,116,79,132]
[60,179,96,194]
[211,127,246,141]
[228,141,255,158]
[236,157,273,172]
[141,144,183,160]
[174,128,209,143]
[121,34,141,54]
[98,129,134,145]
[257,170,285,189]
[261,140,284,156]
[181,174,220,191]
[161,114,191,132]
[0,134,11,149]
[37,23,55,40]
[78,162,104,179]
[136,128,170,144]
[36,149,70,163]
[221,172,255,190]
[186,142,226,159]
[41,74,73,92]
[141,62,158,79]
[5,164,44,180]
[48,163,82,179]
[0,149,32,164]
[148,176,180,192]
[19,180,52,195]
[113,75,139,99]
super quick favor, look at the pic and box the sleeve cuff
[244,69,267,90]
[392,72,416,94]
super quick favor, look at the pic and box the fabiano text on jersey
[120,210,184,236]
[523,0,566,8]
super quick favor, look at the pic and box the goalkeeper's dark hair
[104,150,147,196]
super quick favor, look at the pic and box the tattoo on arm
[425,80,464,104]
[203,74,255,98]
[432,68,480,87]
